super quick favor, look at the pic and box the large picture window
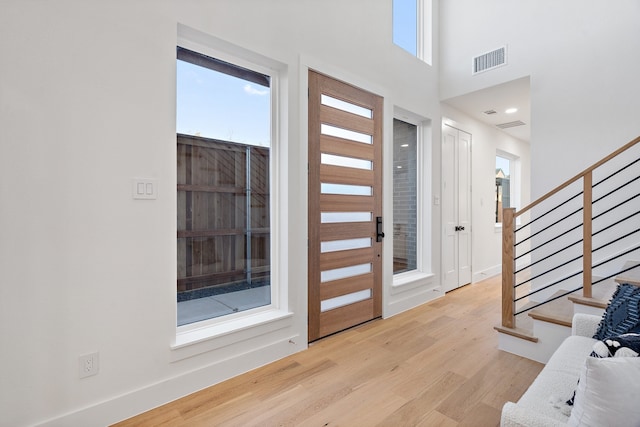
[176,47,271,327]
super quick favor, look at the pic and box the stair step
[615,261,640,286]
[498,275,627,346]
[528,290,574,327]
[493,324,539,342]
[568,279,618,309]
[568,294,608,309]
[528,310,573,327]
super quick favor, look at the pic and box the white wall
[440,0,640,198]
[441,105,531,281]
[0,1,441,425]
[441,0,640,309]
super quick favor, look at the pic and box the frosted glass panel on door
[321,289,372,312]
[321,124,372,144]
[321,263,371,282]
[321,94,372,119]
[321,237,371,253]
[321,212,372,223]
[321,183,372,196]
[321,153,372,170]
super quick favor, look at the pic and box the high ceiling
[442,76,531,143]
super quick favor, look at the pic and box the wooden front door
[308,70,383,342]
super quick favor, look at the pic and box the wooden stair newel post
[502,208,516,328]
[583,171,593,298]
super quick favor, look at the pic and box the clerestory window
[392,0,432,64]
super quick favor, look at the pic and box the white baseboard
[472,264,501,283]
[35,337,301,427]
[384,286,443,318]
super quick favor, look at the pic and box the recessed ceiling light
[401,144,409,147]
[396,165,402,169]
[505,108,518,114]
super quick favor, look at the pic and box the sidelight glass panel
[321,212,372,223]
[321,94,372,119]
[321,153,372,170]
[321,263,371,282]
[321,124,372,144]
[320,289,372,312]
[393,119,418,274]
[321,183,372,196]
[321,237,371,253]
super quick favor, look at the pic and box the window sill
[391,271,435,295]
[171,309,294,362]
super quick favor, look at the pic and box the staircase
[495,136,640,363]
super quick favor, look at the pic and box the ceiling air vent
[473,46,507,75]
[496,120,525,129]
[484,109,497,115]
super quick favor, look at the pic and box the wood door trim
[319,194,375,212]
[320,164,374,186]
[320,105,375,135]
[318,299,374,338]
[320,223,371,240]
[321,136,375,160]
[320,273,374,300]
[308,71,322,340]
[320,247,374,270]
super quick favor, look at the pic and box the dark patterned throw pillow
[567,284,640,407]
[566,333,640,406]
[593,283,640,341]
[590,333,640,358]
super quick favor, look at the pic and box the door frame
[441,120,473,292]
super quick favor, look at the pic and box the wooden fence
[177,134,270,295]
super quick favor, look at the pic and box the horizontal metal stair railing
[501,135,640,330]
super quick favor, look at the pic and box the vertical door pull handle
[376,217,385,242]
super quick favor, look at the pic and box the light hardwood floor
[114,276,543,426]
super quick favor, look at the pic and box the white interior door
[442,124,472,292]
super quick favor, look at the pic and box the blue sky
[176,60,270,147]
[178,2,415,144]
[393,0,417,55]
[496,156,511,176]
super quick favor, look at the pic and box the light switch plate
[132,178,157,200]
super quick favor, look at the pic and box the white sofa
[500,313,600,427]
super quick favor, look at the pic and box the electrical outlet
[78,352,99,378]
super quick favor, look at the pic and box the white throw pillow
[568,356,640,427]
